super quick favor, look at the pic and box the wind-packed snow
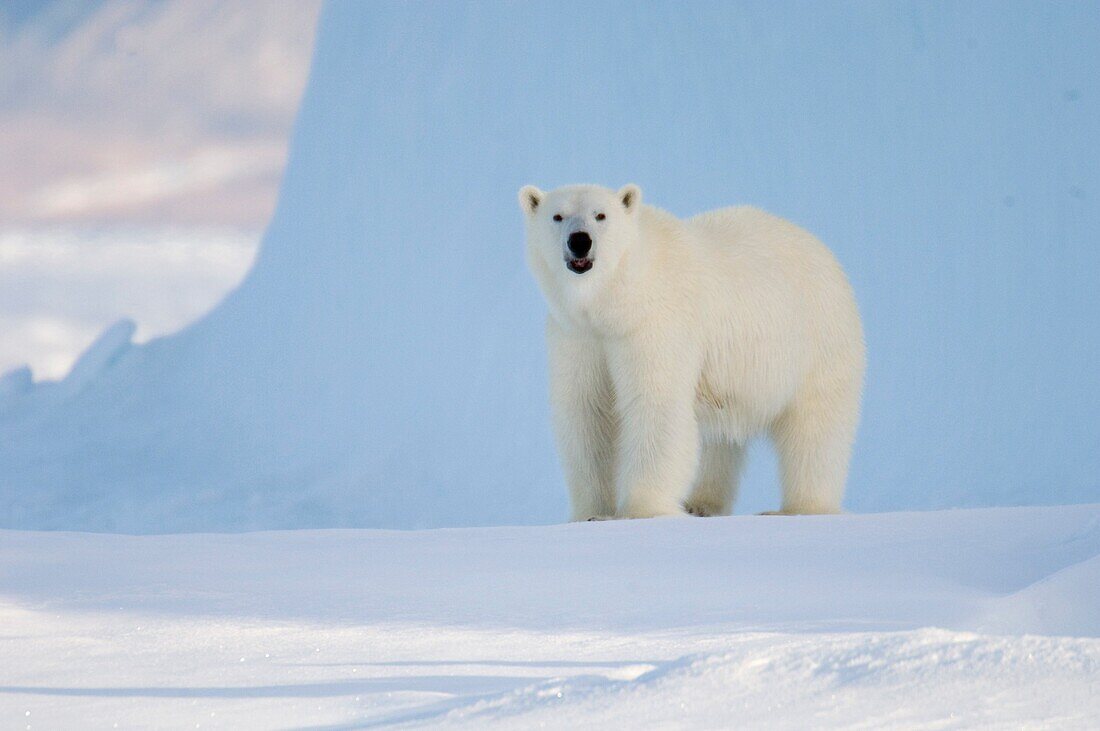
[2,2,1099,531]
[2,505,1098,728]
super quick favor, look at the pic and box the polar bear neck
[560,204,692,338]
[619,205,690,301]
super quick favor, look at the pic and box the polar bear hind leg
[770,375,861,515]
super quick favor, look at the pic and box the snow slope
[2,2,1100,531]
[2,505,1099,728]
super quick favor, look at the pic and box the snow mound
[982,552,1100,637]
[55,318,134,395]
[428,633,1100,729]
[2,505,1098,727]
[2,3,1099,531]
[0,366,32,402]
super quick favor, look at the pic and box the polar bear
[519,183,865,520]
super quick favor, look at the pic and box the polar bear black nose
[568,231,592,257]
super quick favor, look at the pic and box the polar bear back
[673,205,864,439]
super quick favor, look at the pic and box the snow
[4,4,1096,727]
[0,366,32,401]
[0,225,257,380]
[48,319,134,397]
[2,3,1099,531]
[2,505,1099,728]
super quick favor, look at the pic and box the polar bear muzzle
[566,257,593,274]
[566,231,594,273]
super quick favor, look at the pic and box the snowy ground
[2,505,1099,729]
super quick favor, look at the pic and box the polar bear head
[518,183,642,282]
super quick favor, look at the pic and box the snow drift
[2,506,1099,727]
[2,2,1099,531]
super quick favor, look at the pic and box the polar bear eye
[553,214,563,222]
[595,213,606,221]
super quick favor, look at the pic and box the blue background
[2,1,1097,529]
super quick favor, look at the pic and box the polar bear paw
[759,506,842,516]
[684,500,726,517]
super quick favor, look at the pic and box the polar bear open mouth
[566,257,593,274]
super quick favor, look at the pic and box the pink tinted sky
[0,0,320,228]
[0,0,321,378]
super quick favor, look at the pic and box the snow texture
[0,225,257,379]
[2,2,1099,531]
[2,505,1099,728]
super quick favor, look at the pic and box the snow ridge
[2,505,1098,728]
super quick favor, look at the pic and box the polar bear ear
[518,185,544,216]
[618,184,642,213]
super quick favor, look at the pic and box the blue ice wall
[279,0,1100,513]
[2,1,1097,530]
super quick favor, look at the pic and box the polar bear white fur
[519,183,865,520]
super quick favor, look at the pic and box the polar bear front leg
[547,321,617,521]
[684,440,744,517]
[607,337,700,519]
